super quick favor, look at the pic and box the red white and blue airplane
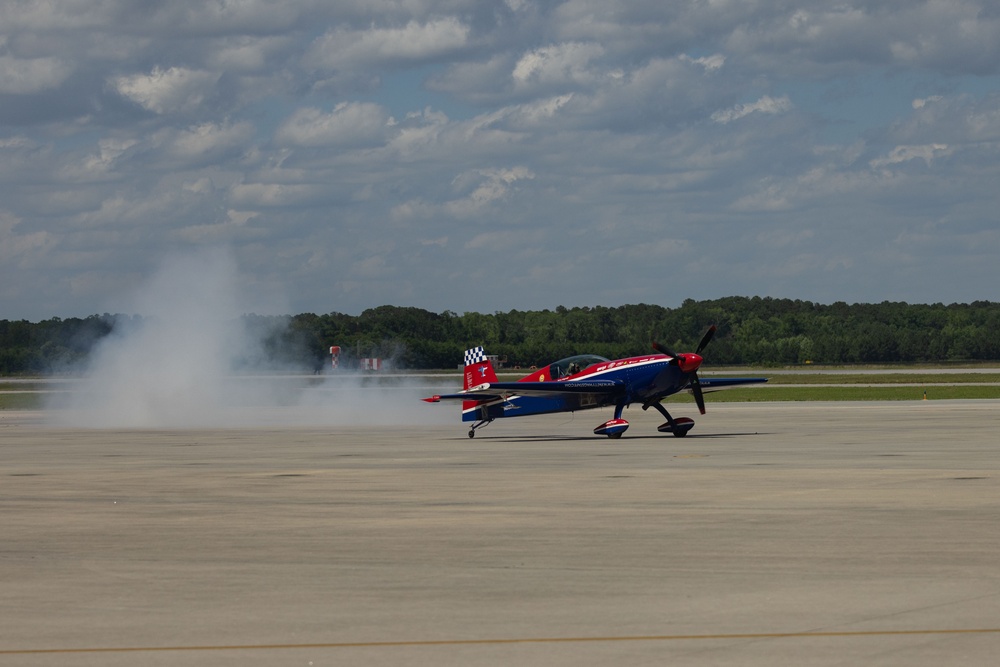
[424,326,767,439]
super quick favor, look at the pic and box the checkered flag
[464,346,486,366]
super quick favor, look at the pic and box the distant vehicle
[424,326,767,439]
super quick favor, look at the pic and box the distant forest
[3,297,1000,374]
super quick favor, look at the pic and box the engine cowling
[675,353,703,374]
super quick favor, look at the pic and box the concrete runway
[2,401,1000,665]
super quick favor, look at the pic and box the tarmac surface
[2,401,1000,666]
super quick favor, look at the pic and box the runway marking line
[5,628,1000,655]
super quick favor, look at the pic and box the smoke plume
[46,248,452,428]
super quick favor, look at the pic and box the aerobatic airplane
[423,326,767,439]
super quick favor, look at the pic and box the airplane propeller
[695,324,716,355]
[651,340,675,357]
[653,325,717,415]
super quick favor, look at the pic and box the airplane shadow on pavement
[468,432,769,443]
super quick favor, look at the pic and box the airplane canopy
[549,354,610,379]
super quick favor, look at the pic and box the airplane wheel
[673,430,687,438]
[608,432,622,439]
[468,430,475,438]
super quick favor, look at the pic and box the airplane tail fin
[463,346,498,390]
[422,347,500,417]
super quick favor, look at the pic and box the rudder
[463,346,498,390]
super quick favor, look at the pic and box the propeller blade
[691,326,714,412]
[695,325,717,355]
[691,372,706,415]
[652,341,677,359]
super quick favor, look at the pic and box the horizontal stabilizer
[430,379,625,402]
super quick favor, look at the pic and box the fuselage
[461,353,692,422]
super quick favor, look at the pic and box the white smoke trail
[46,248,454,428]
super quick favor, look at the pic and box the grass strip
[704,373,1000,385]
[0,393,46,410]
[667,385,1000,403]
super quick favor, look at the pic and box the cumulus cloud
[465,94,574,133]
[69,137,140,179]
[0,55,73,94]
[111,66,220,114]
[162,120,256,164]
[229,182,325,208]
[870,144,950,169]
[608,238,693,260]
[711,95,793,123]
[913,95,944,109]
[680,53,726,71]
[445,166,535,218]
[275,103,391,147]
[3,1,1000,320]
[512,42,606,86]
[206,36,291,72]
[0,211,54,263]
[305,18,471,70]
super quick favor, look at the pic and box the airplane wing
[695,377,768,392]
[424,379,625,402]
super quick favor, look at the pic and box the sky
[2,0,1000,322]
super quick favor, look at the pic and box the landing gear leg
[643,401,691,437]
[469,419,493,439]
[643,400,676,429]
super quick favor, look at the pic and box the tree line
[3,297,1000,375]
